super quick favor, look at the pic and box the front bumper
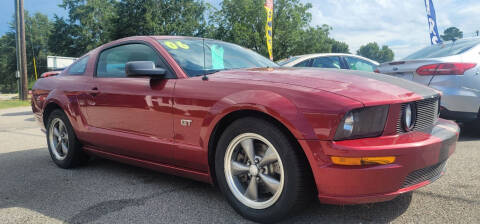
[299,118,459,205]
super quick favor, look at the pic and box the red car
[31,36,459,223]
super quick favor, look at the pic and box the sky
[1,0,479,59]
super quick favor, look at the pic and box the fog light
[402,103,416,131]
[331,156,396,165]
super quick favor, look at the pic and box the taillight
[374,68,380,73]
[416,63,477,76]
[40,72,60,78]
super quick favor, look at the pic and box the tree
[357,42,394,63]
[0,33,18,92]
[60,0,117,54]
[330,40,350,53]
[441,27,463,41]
[26,12,53,78]
[0,11,52,92]
[48,16,79,57]
[112,0,207,39]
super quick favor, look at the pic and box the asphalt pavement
[0,106,479,223]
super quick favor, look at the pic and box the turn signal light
[331,156,396,165]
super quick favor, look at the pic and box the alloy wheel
[48,118,69,160]
[224,133,285,209]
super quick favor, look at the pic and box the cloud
[306,0,480,60]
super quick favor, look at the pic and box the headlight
[334,105,389,140]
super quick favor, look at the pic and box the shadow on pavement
[0,147,411,223]
[286,193,412,223]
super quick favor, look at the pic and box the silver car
[377,38,480,122]
[278,53,379,72]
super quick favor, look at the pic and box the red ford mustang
[31,36,459,222]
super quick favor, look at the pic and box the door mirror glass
[125,61,166,77]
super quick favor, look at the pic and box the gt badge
[181,119,192,127]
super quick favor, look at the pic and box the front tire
[46,109,88,168]
[215,117,313,223]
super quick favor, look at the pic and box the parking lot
[0,106,479,224]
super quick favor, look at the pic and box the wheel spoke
[259,173,280,194]
[53,127,60,137]
[55,139,62,150]
[240,138,255,164]
[258,146,277,167]
[59,123,66,135]
[231,161,250,176]
[244,178,258,201]
[61,142,68,155]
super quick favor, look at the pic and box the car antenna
[202,38,208,81]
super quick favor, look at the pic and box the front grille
[401,160,447,188]
[396,96,439,133]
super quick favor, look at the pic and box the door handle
[89,87,99,97]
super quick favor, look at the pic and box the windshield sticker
[164,41,178,49]
[163,41,190,50]
[176,41,190,49]
[211,45,224,69]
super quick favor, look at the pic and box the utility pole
[14,0,28,100]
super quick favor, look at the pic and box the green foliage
[0,33,18,93]
[0,11,51,93]
[0,100,31,109]
[113,0,207,39]
[356,42,394,63]
[441,26,463,41]
[59,0,117,54]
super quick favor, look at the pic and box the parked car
[278,53,379,72]
[31,36,458,223]
[40,69,64,78]
[376,38,480,122]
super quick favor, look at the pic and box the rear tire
[46,109,88,168]
[215,117,313,223]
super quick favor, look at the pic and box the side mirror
[125,61,166,78]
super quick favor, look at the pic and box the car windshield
[404,38,480,60]
[158,38,278,77]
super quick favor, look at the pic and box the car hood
[212,67,438,106]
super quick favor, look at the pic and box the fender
[202,90,317,144]
[43,89,85,136]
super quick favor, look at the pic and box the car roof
[282,53,379,66]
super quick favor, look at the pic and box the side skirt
[83,146,213,184]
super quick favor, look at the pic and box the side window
[293,59,311,67]
[345,57,376,72]
[67,56,89,75]
[311,56,341,69]
[96,43,171,78]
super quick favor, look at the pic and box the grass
[0,100,30,109]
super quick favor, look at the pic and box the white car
[376,38,480,122]
[278,53,379,72]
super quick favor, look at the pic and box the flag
[424,0,442,45]
[265,0,273,60]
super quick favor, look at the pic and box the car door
[344,56,376,72]
[85,43,176,164]
[310,56,342,69]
